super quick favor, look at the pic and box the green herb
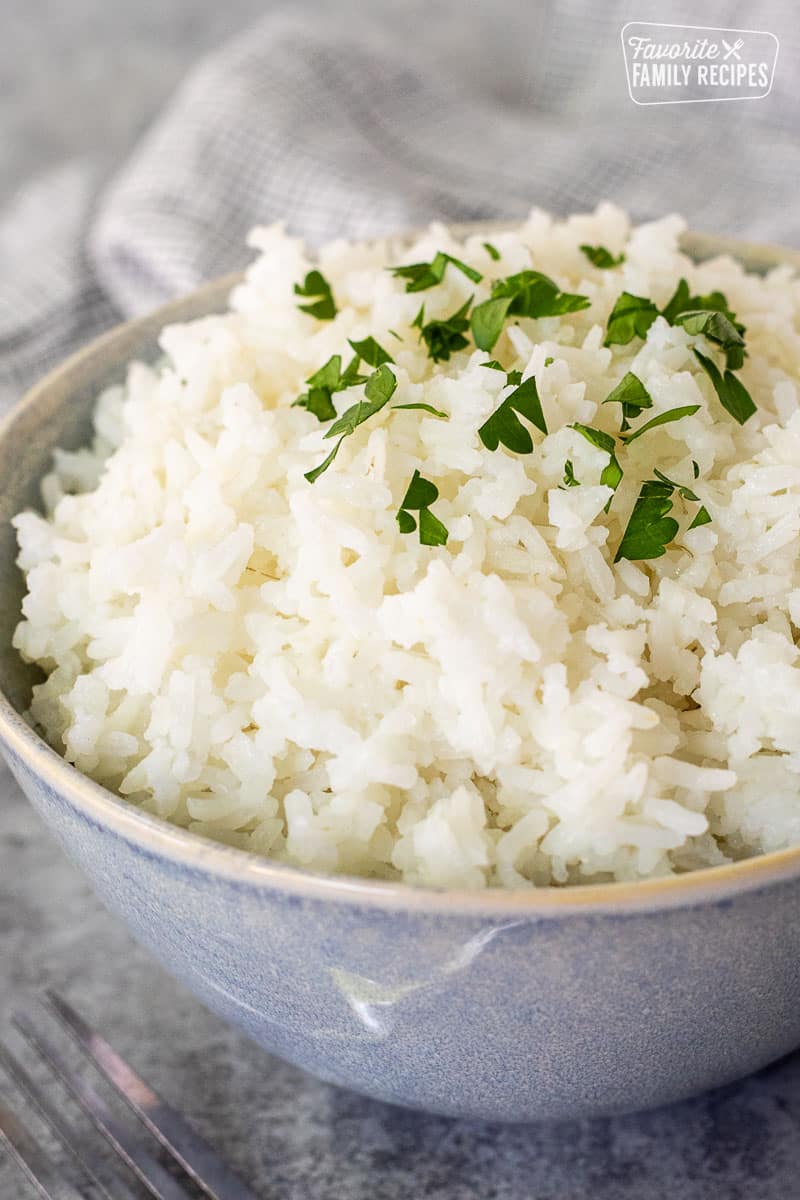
[675,310,745,370]
[604,292,659,346]
[396,470,449,545]
[479,375,547,453]
[563,459,580,487]
[615,480,680,562]
[580,244,625,269]
[692,459,700,479]
[305,440,345,483]
[483,241,501,261]
[293,353,367,422]
[413,298,472,362]
[294,269,337,320]
[688,505,712,529]
[661,280,746,368]
[392,402,448,419]
[388,329,402,341]
[544,356,554,366]
[660,278,692,325]
[652,467,700,502]
[482,359,506,371]
[622,404,700,444]
[471,270,590,351]
[694,350,756,425]
[615,466,711,558]
[304,365,397,482]
[390,252,482,293]
[602,371,652,431]
[569,422,623,505]
[347,336,394,367]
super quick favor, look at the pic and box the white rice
[12,204,800,888]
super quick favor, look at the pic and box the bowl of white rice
[0,207,799,1121]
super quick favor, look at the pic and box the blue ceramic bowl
[1,233,799,1122]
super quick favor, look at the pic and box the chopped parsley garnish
[569,423,623,506]
[694,350,756,425]
[562,459,580,487]
[621,404,700,444]
[660,278,692,325]
[483,242,501,261]
[479,375,547,454]
[347,336,394,367]
[580,244,625,269]
[676,310,745,370]
[471,270,591,352]
[615,480,680,562]
[602,371,652,431]
[397,471,449,545]
[689,505,712,529]
[392,402,448,419]
[692,459,700,479]
[544,356,554,366]
[413,298,472,362]
[294,270,337,320]
[391,252,482,293]
[615,469,711,561]
[293,353,366,422]
[661,280,746,368]
[304,364,397,482]
[604,292,659,346]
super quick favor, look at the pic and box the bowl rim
[1,225,800,918]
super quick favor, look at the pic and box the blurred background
[2,0,798,409]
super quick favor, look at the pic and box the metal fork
[0,991,259,1200]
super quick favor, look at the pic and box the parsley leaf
[392,402,448,419]
[325,363,397,439]
[483,241,501,261]
[479,375,547,453]
[294,269,337,320]
[413,298,472,362]
[580,244,625,269]
[347,336,394,367]
[615,481,680,562]
[471,270,590,351]
[604,292,659,346]
[293,353,367,422]
[569,422,623,505]
[652,467,700,502]
[675,309,745,370]
[661,278,693,325]
[305,365,397,482]
[391,252,482,293]
[397,470,449,545]
[661,280,746,367]
[694,350,756,425]
[602,371,652,431]
[563,459,580,487]
[615,468,711,555]
[688,505,712,529]
[621,404,701,444]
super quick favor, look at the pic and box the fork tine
[0,1041,138,1200]
[0,1099,85,1200]
[44,992,259,1200]
[13,1011,194,1200]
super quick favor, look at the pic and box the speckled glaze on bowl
[1,230,799,1123]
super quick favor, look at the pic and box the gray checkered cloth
[1,0,798,409]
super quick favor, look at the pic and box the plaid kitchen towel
[1,0,798,408]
